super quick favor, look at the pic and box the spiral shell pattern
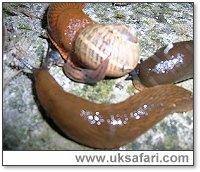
[74,24,140,77]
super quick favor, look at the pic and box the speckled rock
[3,3,193,150]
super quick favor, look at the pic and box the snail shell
[74,24,140,77]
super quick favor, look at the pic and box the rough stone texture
[3,3,193,150]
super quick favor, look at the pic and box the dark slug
[23,64,192,149]
[127,41,193,88]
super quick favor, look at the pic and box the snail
[19,58,192,149]
[126,40,193,90]
[47,3,140,84]
[64,24,140,83]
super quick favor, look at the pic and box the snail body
[47,3,140,83]
[128,41,193,88]
[27,65,191,149]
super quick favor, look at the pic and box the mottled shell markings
[80,104,152,126]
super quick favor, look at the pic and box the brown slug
[47,3,94,53]
[127,41,193,89]
[21,60,192,149]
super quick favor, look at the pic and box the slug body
[33,68,192,149]
[47,3,140,84]
[129,41,193,87]
[47,3,94,53]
